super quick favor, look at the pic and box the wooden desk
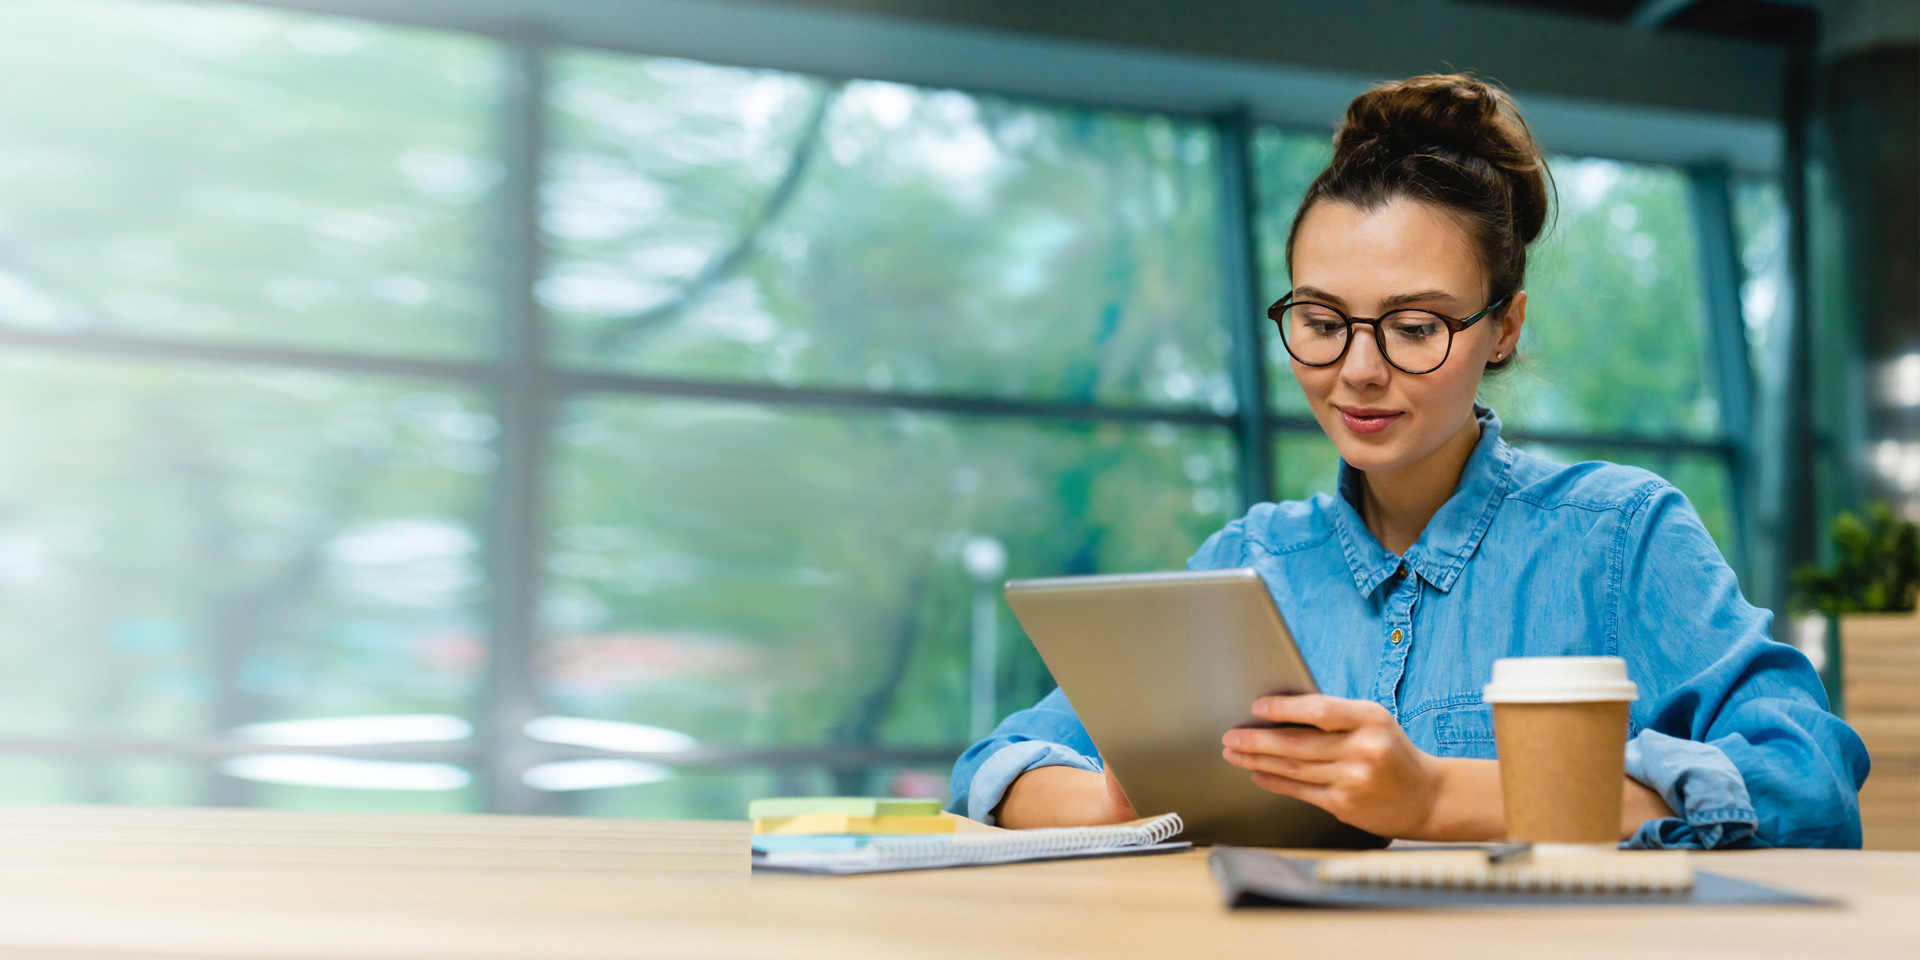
[0,805,1911,959]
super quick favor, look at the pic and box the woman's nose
[1339,325,1392,385]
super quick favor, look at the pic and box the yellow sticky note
[752,813,958,836]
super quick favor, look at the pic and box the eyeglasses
[1268,291,1512,376]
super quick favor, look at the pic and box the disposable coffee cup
[1482,657,1637,853]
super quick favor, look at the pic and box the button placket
[1373,564,1420,709]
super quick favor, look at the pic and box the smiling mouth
[1336,406,1404,435]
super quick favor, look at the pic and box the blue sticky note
[751,834,952,853]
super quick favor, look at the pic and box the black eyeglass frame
[1267,290,1514,375]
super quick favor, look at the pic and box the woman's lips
[1337,406,1404,435]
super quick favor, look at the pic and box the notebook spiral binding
[857,813,1186,869]
[1317,849,1694,894]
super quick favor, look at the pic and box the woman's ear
[1491,290,1527,362]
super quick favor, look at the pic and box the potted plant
[1792,502,1920,850]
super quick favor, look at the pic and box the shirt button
[1390,628,1404,645]
[1396,564,1408,578]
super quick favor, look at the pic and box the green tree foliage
[0,2,498,809]
[543,55,1236,409]
[0,1,501,355]
[539,56,1244,813]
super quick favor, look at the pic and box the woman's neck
[1357,415,1483,556]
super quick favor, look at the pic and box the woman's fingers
[1251,694,1389,731]
[1223,748,1340,783]
[1249,771,1336,809]
[1221,725,1344,761]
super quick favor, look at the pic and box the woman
[947,74,1868,848]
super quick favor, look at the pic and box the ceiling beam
[1630,0,1704,31]
[231,0,1788,171]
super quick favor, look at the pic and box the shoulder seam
[1246,526,1336,561]
[1505,456,1672,515]
[1508,479,1666,515]
[1507,492,1639,514]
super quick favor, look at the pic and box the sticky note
[752,813,957,836]
[751,834,950,853]
[747,797,942,820]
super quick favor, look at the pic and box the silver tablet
[1003,568,1387,849]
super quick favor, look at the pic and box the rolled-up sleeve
[1614,483,1869,849]
[946,688,1102,824]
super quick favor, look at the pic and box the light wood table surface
[0,805,1912,959]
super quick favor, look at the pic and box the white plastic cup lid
[1481,656,1638,703]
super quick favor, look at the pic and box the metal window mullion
[1776,51,1832,698]
[557,369,1235,426]
[0,320,1241,429]
[0,326,498,383]
[1687,163,1758,592]
[0,737,970,770]
[481,33,553,816]
[1215,107,1274,510]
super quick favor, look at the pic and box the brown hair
[1285,74,1553,372]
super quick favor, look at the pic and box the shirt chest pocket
[1430,704,1497,760]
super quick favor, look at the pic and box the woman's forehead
[1290,197,1485,304]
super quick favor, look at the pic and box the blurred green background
[0,0,1833,818]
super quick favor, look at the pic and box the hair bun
[1332,73,1549,246]
[1338,75,1505,156]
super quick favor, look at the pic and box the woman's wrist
[1417,757,1506,841]
[1620,776,1674,839]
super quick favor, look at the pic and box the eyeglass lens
[1275,304,1452,374]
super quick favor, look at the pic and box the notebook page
[753,812,1186,874]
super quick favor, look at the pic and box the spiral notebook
[1314,847,1696,893]
[1209,846,1833,909]
[751,812,1189,875]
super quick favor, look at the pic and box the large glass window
[0,355,492,738]
[0,0,1240,817]
[536,54,1243,817]
[543,54,1234,410]
[1734,178,1790,402]
[0,0,502,357]
[0,0,499,812]
[0,0,1769,818]
[544,401,1233,815]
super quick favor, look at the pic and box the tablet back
[1005,568,1387,849]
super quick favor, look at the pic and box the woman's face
[1286,196,1526,476]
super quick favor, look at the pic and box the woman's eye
[1389,316,1442,339]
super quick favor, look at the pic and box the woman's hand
[1222,694,1453,840]
[992,765,1138,829]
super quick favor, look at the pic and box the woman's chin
[1338,441,1430,477]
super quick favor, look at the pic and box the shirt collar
[1328,405,1513,596]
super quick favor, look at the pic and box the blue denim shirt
[950,407,1869,848]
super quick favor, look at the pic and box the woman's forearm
[1420,758,1675,842]
[992,765,1134,829]
[1000,756,1675,837]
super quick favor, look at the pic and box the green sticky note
[746,796,942,820]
